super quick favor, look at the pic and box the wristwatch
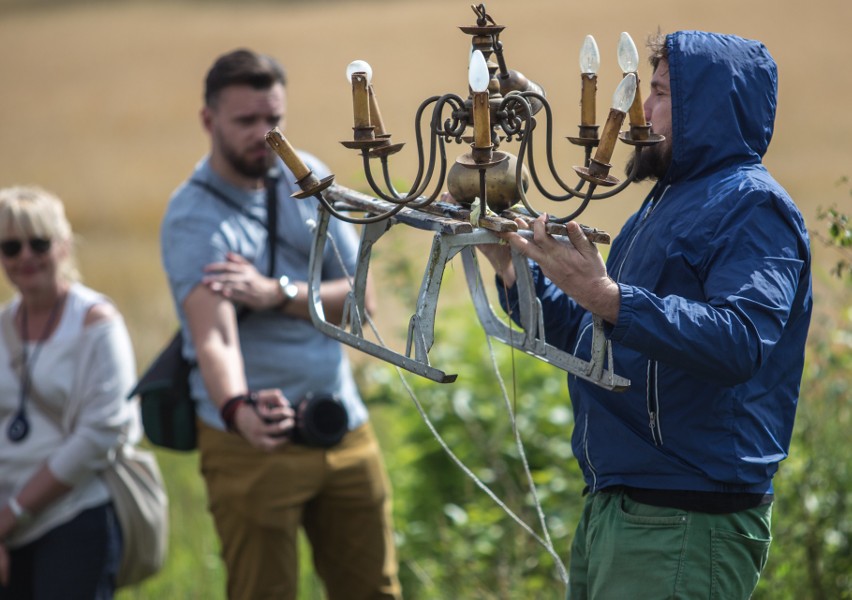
[278,275,299,308]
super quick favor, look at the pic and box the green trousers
[568,488,772,600]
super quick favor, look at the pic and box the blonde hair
[0,185,80,282]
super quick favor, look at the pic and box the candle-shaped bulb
[266,128,311,181]
[348,61,372,131]
[591,74,636,167]
[579,36,599,127]
[579,35,600,74]
[617,32,639,73]
[468,50,490,93]
[468,50,491,150]
[612,73,637,113]
[345,59,372,84]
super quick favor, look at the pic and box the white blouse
[0,283,138,547]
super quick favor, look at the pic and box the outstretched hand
[499,214,621,324]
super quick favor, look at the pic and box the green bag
[129,332,197,451]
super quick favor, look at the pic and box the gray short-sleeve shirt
[160,155,368,431]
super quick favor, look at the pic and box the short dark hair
[204,49,287,107]
[647,31,668,71]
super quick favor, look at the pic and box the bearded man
[160,49,402,600]
[479,31,812,599]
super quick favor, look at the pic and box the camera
[287,392,348,448]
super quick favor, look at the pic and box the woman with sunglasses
[0,186,139,598]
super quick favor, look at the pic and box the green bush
[359,303,582,599]
[754,202,852,599]
[754,301,852,599]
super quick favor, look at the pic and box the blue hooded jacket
[507,31,812,494]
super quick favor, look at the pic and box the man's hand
[233,389,296,452]
[203,253,281,310]
[499,215,621,324]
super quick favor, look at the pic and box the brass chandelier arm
[526,140,643,206]
[309,189,411,225]
[366,139,449,213]
[499,91,647,222]
[518,153,640,222]
[502,93,591,222]
[504,92,645,202]
[544,185,596,224]
[325,94,471,224]
[361,95,440,204]
[504,92,588,202]
[583,148,644,199]
[527,115,644,202]
[511,169,598,224]
[379,156,401,200]
[360,94,466,208]
[361,151,415,205]
[403,93,468,210]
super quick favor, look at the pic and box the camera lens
[296,393,348,447]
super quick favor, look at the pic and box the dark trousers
[0,502,122,600]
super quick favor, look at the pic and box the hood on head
[665,30,777,183]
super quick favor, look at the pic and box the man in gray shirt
[161,48,401,600]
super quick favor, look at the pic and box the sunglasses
[0,238,53,258]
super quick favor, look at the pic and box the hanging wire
[316,214,570,589]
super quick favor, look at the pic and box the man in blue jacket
[480,31,812,598]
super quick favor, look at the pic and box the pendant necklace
[7,295,64,443]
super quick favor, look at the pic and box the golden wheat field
[1,0,851,366]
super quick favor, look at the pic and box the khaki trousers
[198,421,402,600]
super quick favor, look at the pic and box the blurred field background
[1,0,851,598]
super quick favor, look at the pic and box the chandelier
[265,3,664,390]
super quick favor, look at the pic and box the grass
[117,449,227,599]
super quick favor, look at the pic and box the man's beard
[625,138,672,182]
[222,140,274,180]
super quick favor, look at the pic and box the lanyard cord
[8,295,64,442]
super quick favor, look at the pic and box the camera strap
[190,173,282,274]
[189,170,280,319]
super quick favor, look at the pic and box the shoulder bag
[128,331,195,451]
[102,441,169,587]
[130,172,280,451]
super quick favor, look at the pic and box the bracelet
[220,392,257,433]
[8,496,31,524]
